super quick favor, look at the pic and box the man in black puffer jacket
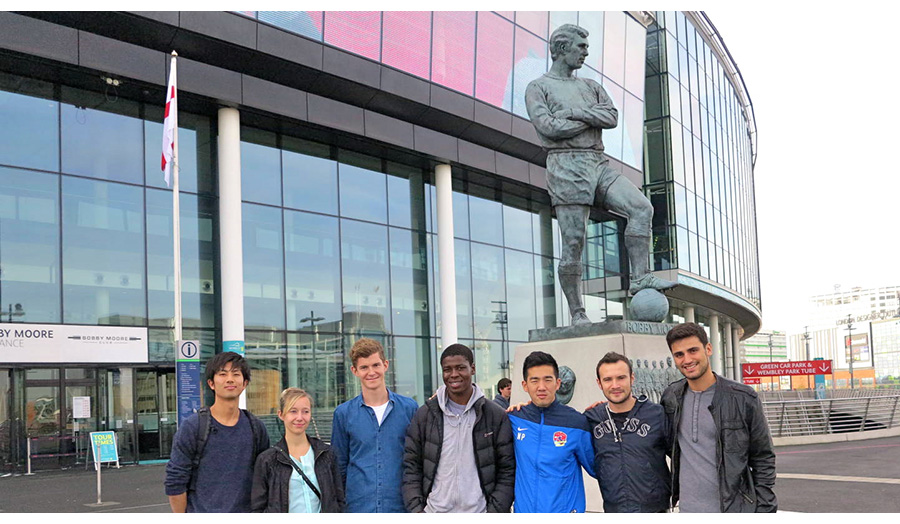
[402,344,515,513]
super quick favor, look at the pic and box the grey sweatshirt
[424,383,487,513]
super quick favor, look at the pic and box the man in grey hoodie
[402,344,515,513]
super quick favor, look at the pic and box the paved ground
[2,436,899,512]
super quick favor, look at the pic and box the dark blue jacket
[331,389,418,513]
[508,400,596,513]
[584,397,672,513]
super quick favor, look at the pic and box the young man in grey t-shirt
[660,323,777,513]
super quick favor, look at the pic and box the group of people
[163,321,777,513]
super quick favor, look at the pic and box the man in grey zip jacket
[402,343,515,512]
[660,322,777,513]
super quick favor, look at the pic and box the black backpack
[187,407,266,491]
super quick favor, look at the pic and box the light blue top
[288,448,321,513]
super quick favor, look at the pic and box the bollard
[26,438,32,475]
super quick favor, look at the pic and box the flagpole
[171,50,183,345]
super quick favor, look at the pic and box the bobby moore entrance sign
[742,360,833,377]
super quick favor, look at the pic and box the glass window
[432,11,476,95]
[505,249,536,342]
[602,11,626,88]
[144,110,211,194]
[603,221,623,275]
[0,167,60,322]
[259,11,323,40]
[146,189,217,329]
[475,12,514,111]
[577,11,604,72]
[623,16,646,98]
[61,87,143,184]
[452,191,470,240]
[512,27,548,118]
[62,176,146,325]
[673,183,687,228]
[284,210,342,332]
[389,228,430,337]
[432,238,474,340]
[470,243,506,340]
[532,204,554,259]
[338,154,387,224]
[600,77,624,161]
[241,129,281,206]
[286,330,344,440]
[243,331,286,420]
[549,12,578,35]
[282,138,337,215]
[242,203,285,331]
[341,219,391,334]
[324,11,381,61]
[515,11,548,39]
[391,337,432,404]
[645,119,668,184]
[382,11,431,80]
[534,254,557,329]
[0,73,58,172]
[386,162,427,231]
[502,204,533,252]
[622,91,644,169]
[468,194,503,246]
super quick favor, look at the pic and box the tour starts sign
[0,323,148,363]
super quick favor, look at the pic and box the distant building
[806,285,900,330]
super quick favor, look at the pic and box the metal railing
[762,390,900,438]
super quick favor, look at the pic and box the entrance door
[63,368,99,466]
[23,369,62,469]
[134,368,177,461]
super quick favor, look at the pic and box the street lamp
[491,300,508,376]
[803,326,812,391]
[845,314,855,390]
[300,310,325,385]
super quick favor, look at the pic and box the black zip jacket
[402,394,516,512]
[660,374,777,513]
[584,397,672,513]
[250,436,345,513]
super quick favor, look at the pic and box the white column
[710,315,722,376]
[218,107,246,408]
[435,164,457,347]
[684,306,695,323]
[723,322,734,379]
[733,326,743,380]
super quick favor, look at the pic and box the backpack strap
[188,407,212,492]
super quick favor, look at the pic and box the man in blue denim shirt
[331,338,418,512]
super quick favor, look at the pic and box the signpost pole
[95,440,102,505]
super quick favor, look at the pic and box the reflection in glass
[285,211,342,331]
[602,11,627,88]
[61,88,143,184]
[244,331,286,438]
[502,204,533,253]
[241,131,281,206]
[146,190,217,329]
[505,249,536,341]
[468,195,503,246]
[242,203,285,331]
[389,228,430,337]
[512,27,548,118]
[391,337,432,404]
[339,162,387,224]
[286,330,345,442]
[341,220,391,334]
[62,177,146,325]
[471,243,506,340]
[282,138,337,215]
[0,74,58,172]
[0,167,60,322]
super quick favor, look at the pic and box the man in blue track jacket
[584,352,672,512]
[508,351,596,513]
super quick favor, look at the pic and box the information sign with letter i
[177,339,202,427]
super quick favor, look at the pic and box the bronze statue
[525,24,676,325]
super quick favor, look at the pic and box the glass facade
[241,10,648,170]
[644,11,761,308]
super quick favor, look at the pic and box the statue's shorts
[545,150,620,207]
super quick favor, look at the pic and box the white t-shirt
[370,401,389,426]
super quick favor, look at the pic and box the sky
[704,7,899,334]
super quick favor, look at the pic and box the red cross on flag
[161,54,177,187]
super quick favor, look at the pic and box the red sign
[743,377,761,385]
[742,360,833,377]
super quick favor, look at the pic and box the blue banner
[814,358,827,399]
[223,340,245,355]
[90,431,119,463]
[177,360,202,427]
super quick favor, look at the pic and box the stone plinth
[509,320,677,513]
